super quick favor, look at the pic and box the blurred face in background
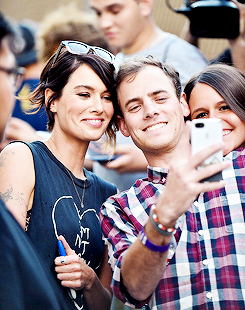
[0,38,16,142]
[90,0,150,51]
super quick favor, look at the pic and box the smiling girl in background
[184,63,245,156]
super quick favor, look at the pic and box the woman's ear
[45,88,56,113]
[117,115,130,137]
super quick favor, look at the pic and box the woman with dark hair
[0,41,118,310]
[184,63,245,156]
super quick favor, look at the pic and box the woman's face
[188,82,245,156]
[49,63,114,143]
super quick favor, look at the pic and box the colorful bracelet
[150,204,176,236]
[139,229,171,253]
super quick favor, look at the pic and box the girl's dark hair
[29,50,117,143]
[184,63,245,122]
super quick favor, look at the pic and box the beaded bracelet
[150,204,175,236]
[139,229,171,253]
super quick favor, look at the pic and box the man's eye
[128,105,140,112]
[110,5,123,14]
[92,9,101,17]
[111,8,121,14]
[156,97,167,103]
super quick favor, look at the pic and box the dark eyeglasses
[0,66,25,88]
[51,40,115,68]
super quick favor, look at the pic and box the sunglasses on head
[51,40,115,67]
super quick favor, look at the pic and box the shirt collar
[147,166,169,184]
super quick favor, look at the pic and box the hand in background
[105,144,148,174]
[0,117,46,151]
[229,0,245,74]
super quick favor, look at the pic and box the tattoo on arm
[0,186,27,209]
[0,150,16,167]
[0,187,14,203]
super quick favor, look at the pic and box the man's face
[0,39,16,142]
[90,0,148,50]
[117,65,190,158]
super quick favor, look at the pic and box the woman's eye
[78,93,90,98]
[102,94,112,102]
[195,112,207,119]
[220,105,231,111]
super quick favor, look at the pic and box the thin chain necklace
[65,167,86,208]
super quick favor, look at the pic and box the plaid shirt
[100,147,245,309]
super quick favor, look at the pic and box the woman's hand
[54,236,112,310]
[54,235,96,291]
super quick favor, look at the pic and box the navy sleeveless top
[21,141,117,309]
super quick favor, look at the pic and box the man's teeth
[146,123,166,132]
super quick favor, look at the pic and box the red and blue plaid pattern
[100,147,245,309]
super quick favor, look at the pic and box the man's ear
[117,115,130,137]
[139,0,154,17]
[45,88,57,113]
[180,92,190,118]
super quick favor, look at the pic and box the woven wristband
[150,204,175,236]
[139,229,171,253]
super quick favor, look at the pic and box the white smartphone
[191,118,223,182]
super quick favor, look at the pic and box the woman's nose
[91,97,103,113]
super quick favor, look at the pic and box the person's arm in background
[104,144,148,174]
[229,0,245,74]
[0,117,48,151]
[180,19,199,47]
[181,1,245,74]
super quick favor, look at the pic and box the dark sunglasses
[51,40,115,68]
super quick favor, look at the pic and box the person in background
[89,0,208,191]
[100,56,245,309]
[0,41,118,310]
[0,19,48,151]
[0,11,69,310]
[38,3,113,63]
[90,0,208,86]
[14,19,47,132]
[181,0,245,74]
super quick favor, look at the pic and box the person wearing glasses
[0,32,24,142]
[0,40,118,310]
